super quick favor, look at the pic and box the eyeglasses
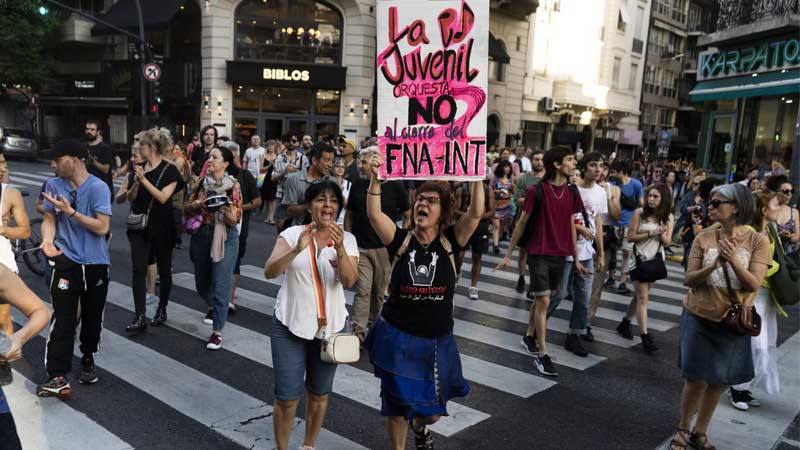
[416,194,440,204]
[708,199,735,209]
[782,188,794,195]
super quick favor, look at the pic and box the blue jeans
[547,258,594,335]
[270,317,339,401]
[189,224,239,332]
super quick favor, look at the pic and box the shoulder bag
[718,229,762,336]
[630,242,667,283]
[309,239,360,364]
[767,222,800,306]
[126,164,168,232]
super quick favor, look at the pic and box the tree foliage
[0,0,60,91]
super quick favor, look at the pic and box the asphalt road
[4,159,800,450]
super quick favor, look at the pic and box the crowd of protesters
[0,120,797,450]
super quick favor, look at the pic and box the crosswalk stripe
[239,265,607,371]
[460,260,689,292]
[5,369,134,450]
[456,265,684,317]
[11,304,367,450]
[170,275,554,400]
[472,250,685,277]
[149,279,493,435]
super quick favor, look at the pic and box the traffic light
[37,2,49,15]
[151,104,158,114]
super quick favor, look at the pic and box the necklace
[414,231,435,251]
[548,182,565,200]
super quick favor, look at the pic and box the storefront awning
[92,0,186,36]
[690,69,800,102]
[489,33,511,64]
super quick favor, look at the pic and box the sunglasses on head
[708,199,735,209]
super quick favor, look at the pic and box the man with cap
[37,139,112,398]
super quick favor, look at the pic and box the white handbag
[309,239,360,364]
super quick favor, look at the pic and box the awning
[489,32,511,64]
[690,69,800,102]
[92,0,186,36]
[619,0,630,25]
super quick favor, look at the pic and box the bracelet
[368,191,381,196]
[69,209,78,218]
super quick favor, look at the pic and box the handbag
[718,229,762,336]
[630,242,667,283]
[126,164,168,232]
[308,239,360,364]
[767,223,800,306]
[183,214,203,234]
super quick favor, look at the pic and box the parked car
[0,127,39,159]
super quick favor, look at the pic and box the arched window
[235,0,343,65]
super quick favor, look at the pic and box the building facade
[689,0,799,178]
[520,0,650,156]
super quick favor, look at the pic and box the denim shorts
[270,316,339,401]
[527,255,566,297]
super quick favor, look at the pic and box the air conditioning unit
[541,97,555,112]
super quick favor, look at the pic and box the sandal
[688,431,717,450]
[410,420,434,450]
[668,428,691,450]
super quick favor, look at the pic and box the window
[667,33,684,55]
[634,6,645,38]
[655,0,669,16]
[629,63,638,90]
[235,0,343,65]
[618,12,627,32]
[688,4,703,31]
[612,57,622,89]
[617,0,629,32]
[644,103,656,125]
[661,70,677,98]
[671,0,687,23]
[644,65,659,95]
[489,40,508,82]
[657,108,674,128]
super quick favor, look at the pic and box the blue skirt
[365,317,469,419]
[679,309,754,385]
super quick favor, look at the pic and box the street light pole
[132,0,147,131]
[791,101,799,205]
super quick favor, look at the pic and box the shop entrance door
[257,115,309,140]
[704,112,737,180]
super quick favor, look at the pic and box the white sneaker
[146,294,159,305]
[206,332,222,350]
[468,287,479,300]
[203,309,213,325]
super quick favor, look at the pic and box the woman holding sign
[365,153,484,450]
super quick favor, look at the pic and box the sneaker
[583,327,595,342]
[520,334,538,355]
[206,332,222,350]
[603,277,616,288]
[36,376,72,398]
[515,275,525,293]
[740,389,761,407]
[0,361,12,386]
[533,354,558,377]
[729,388,750,411]
[146,294,159,305]
[228,303,237,315]
[78,355,98,385]
[468,287,479,300]
[616,318,634,340]
[410,420,434,450]
[616,283,632,295]
[564,334,589,357]
[203,309,213,325]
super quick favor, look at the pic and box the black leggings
[128,230,173,313]
[0,412,22,450]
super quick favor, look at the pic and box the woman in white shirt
[264,179,359,450]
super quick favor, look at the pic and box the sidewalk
[656,330,800,450]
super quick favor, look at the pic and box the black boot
[151,307,167,327]
[125,313,147,333]
[641,333,659,354]
[616,318,633,340]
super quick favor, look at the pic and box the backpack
[518,183,587,248]
[767,222,800,306]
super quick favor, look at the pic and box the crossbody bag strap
[389,231,414,277]
[308,239,327,329]
[144,164,169,217]
[439,233,457,276]
[717,229,738,305]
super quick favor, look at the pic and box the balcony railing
[717,0,799,31]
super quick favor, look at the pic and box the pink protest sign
[377,0,488,181]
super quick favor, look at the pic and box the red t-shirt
[524,182,583,256]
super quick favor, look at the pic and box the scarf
[203,173,236,262]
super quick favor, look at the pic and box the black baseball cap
[52,139,88,160]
